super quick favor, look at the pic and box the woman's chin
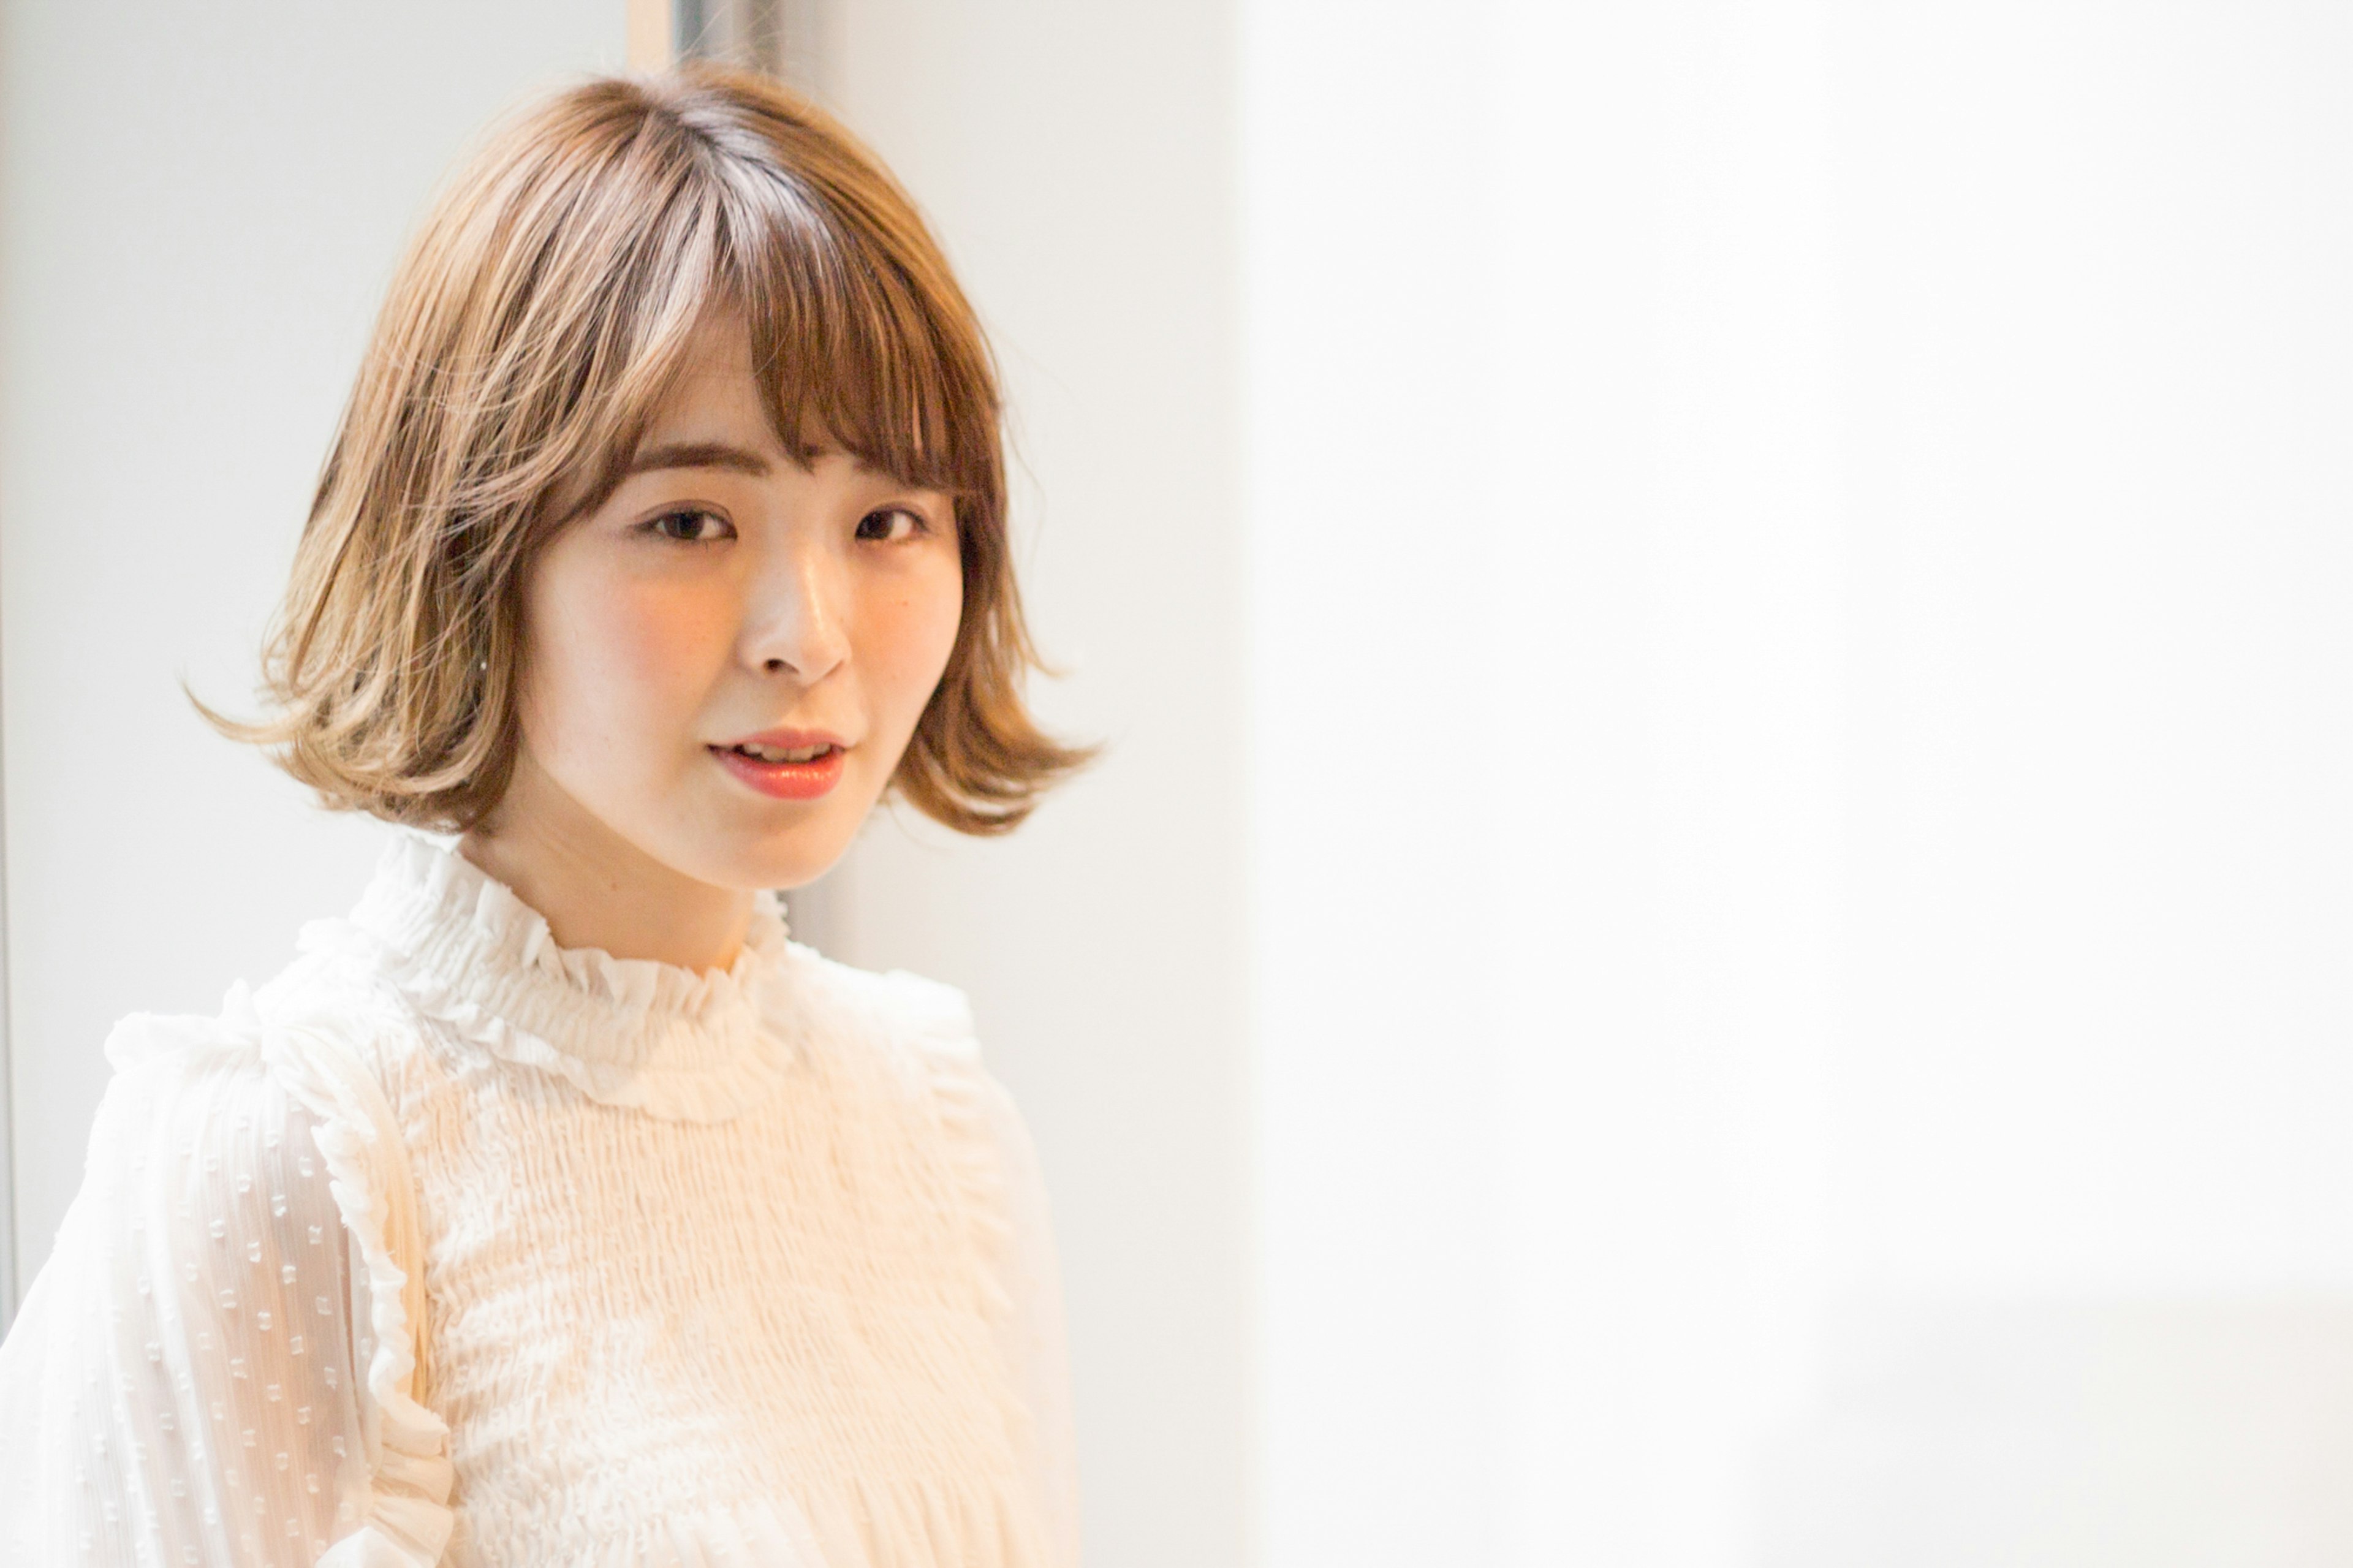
[694,812,865,894]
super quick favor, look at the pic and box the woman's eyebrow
[624,440,771,477]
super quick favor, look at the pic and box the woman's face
[509,317,964,892]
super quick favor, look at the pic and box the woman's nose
[743,542,850,683]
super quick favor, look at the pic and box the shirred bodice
[0,831,1079,1568]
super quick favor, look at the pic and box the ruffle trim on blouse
[879,969,1018,1325]
[324,830,800,1123]
[879,970,1053,1536]
[103,984,456,1568]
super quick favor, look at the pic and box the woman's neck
[458,757,753,974]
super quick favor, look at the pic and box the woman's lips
[710,741,848,800]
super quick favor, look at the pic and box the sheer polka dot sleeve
[0,988,452,1567]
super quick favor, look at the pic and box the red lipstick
[710,728,849,801]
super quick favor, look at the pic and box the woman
[0,64,1087,1567]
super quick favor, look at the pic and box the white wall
[0,9,627,1280]
[1246,1,2353,1563]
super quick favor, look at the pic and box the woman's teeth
[732,741,834,764]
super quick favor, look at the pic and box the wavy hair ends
[200,65,1092,836]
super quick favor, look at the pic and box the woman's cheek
[868,565,963,723]
[543,573,729,760]
[642,578,726,666]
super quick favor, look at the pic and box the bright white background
[1246,2,2353,1563]
[7,2,2352,1565]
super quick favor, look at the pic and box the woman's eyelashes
[636,501,936,545]
[854,505,933,543]
[641,506,735,543]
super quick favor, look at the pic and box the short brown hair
[207,66,1089,835]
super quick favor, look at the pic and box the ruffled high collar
[336,830,800,1122]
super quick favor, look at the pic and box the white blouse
[0,832,1080,1567]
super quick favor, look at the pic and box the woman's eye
[645,508,732,543]
[855,506,926,543]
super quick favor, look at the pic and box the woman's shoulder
[99,924,431,1131]
[781,940,982,1069]
[781,945,1031,1305]
[42,947,455,1564]
[86,990,328,1193]
[780,942,1018,1170]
